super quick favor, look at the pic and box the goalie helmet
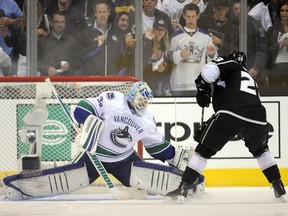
[127,81,153,116]
[229,51,247,67]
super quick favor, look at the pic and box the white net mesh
[0,76,138,180]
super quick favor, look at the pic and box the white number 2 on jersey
[240,71,258,96]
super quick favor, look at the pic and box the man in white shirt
[169,3,217,96]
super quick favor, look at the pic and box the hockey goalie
[2,81,205,200]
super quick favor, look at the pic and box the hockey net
[0,76,141,186]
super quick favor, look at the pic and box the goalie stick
[45,78,131,200]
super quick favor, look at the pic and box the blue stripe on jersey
[145,139,175,161]
[74,100,98,125]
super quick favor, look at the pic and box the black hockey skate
[166,181,190,203]
[272,179,286,198]
[190,175,205,194]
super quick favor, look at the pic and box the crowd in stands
[0,0,288,96]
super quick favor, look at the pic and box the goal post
[0,76,143,181]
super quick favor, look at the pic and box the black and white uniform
[200,56,268,154]
[167,55,284,198]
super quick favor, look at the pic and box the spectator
[198,0,238,56]
[80,0,126,76]
[231,0,268,91]
[169,3,217,96]
[0,0,23,76]
[113,0,136,35]
[0,26,12,77]
[39,0,58,13]
[201,0,217,17]
[11,0,48,77]
[73,0,135,27]
[143,18,172,96]
[0,46,11,67]
[113,0,136,20]
[156,0,165,11]
[115,0,174,79]
[248,0,280,31]
[113,12,135,76]
[39,0,58,32]
[265,0,288,95]
[157,0,207,30]
[114,12,130,36]
[71,0,98,27]
[38,10,83,76]
[112,1,137,77]
[247,0,263,8]
[192,0,207,14]
[142,0,173,36]
[47,0,88,42]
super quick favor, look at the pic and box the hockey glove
[193,122,207,142]
[193,114,215,142]
[195,75,211,108]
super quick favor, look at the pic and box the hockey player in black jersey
[166,51,286,203]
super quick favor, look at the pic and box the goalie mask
[127,81,153,116]
[229,51,247,67]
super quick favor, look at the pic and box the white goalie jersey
[74,91,171,163]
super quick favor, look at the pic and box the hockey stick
[201,107,205,125]
[45,78,131,199]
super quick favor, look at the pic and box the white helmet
[127,81,153,116]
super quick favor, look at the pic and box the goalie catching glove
[195,74,211,108]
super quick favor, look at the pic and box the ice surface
[0,187,287,216]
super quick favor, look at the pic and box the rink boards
[0,96,287,186]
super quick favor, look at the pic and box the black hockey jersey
[208,56,266,122]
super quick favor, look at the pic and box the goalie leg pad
[129,161,184,196]
[78,115,104,153]
[2,162,90,200]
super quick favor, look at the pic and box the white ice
[0,187,287,216]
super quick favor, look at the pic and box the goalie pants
[80,151,142,187]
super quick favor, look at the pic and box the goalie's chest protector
[93,92,157,161]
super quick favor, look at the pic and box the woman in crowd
[143,18,172,96]
[266,0,288,95]
[14,0,48,76]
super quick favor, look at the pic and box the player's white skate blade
[278,195,287,203]
[177,195,185,203]
[164,195,185,204]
